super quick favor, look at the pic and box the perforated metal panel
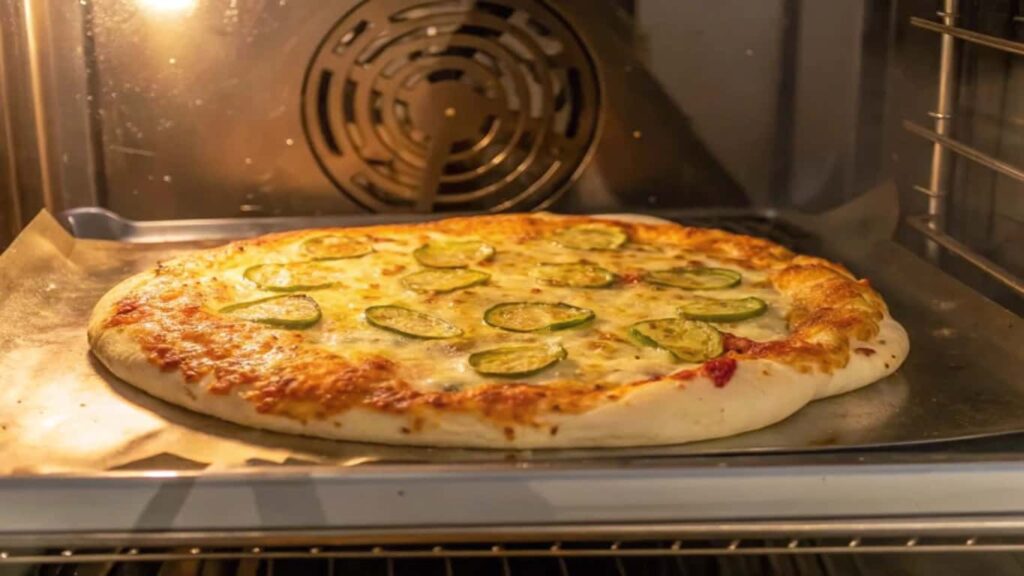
[303,0,600,212]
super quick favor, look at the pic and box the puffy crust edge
[90,325,823,448]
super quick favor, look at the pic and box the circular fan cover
[302,0,600,212]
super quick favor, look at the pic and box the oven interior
[1,0,1023,573]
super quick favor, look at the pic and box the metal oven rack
[8,519,1024,575]
[905,3,1024,296]
[7,528,1024,565]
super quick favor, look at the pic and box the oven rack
[906,8,1024,298]
[8,515,1024,566]
[3,537,1024,566]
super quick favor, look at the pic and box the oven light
[137,0,197,14]
[140,470,180,478]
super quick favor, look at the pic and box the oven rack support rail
[6,530,1024,565]
[907,7,1024,297]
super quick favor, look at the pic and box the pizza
[87,213,909,448]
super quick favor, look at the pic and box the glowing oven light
[137,0,197,14]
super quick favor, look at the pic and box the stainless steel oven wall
[0,24,17,249]
[1,0,750,225]
[0,0,887,231]
[0,1,99,240]
[637,0,794,208]
[637,0,899,212]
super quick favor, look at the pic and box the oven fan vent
[302,0,599,213]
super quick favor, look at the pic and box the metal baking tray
[51,202,1024,457]
[2,189,1023,537]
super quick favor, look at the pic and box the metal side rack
[6,528,1024,575]
[906,4,1024,297]
[2,535,1024,564]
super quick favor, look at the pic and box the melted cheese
[212,231,791,393]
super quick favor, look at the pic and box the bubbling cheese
[214,231,791,393]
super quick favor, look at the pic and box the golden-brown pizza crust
[88,213,909,448]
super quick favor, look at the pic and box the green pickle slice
[551,224,627,250]
[220,294,322,329]
[469,343,567,377]
[413,240,494,268]
[243,262,341,292]
[483,302,594,333]
[401,268,490,293]
[364,305,462,339]
[677,296,767,322]
[629,318,724,362]
[644,267,741,290]
[533,262,616,288]
[302,234,373,260]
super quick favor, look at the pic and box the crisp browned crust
[88,213,906,447]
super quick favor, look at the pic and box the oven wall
[4,0,860,224]
[0,0,102,245]
[3,0,751,221]
[635,0,788,207]
[0,0,890,227]
[0,30,18,250]
[636,0,888,211]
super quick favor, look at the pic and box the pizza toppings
[533,262,616,288]
[551,224,628,250]
[702,357,738,387]
[243,262,339,292]
[629,318,724,362]
[413,240,495,268]
[401,268,490,293]
[220,294,322,329]
[468,343,568,377]
[677,296,768,322]
[364,305,463,339]
[645,267,742,290]
[484,302,595,333]
[302,235,373,260]
[667,356,739,387]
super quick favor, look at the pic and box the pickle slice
[677,296,767,322]
[469,343,567,377]
[364,305,462,339]
[220,294,321,329]
[533,262,616,288]
[629,318,724,362]
[302,234,373,260]
[401,268,490,293]
[243,262,340,292]
[413,240,495,268]
[644,267,741,290]
[551,224,627,250]
[483,302,594,333]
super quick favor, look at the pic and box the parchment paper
[1,197,1021,474]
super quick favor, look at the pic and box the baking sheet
[0,196,1022,473]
